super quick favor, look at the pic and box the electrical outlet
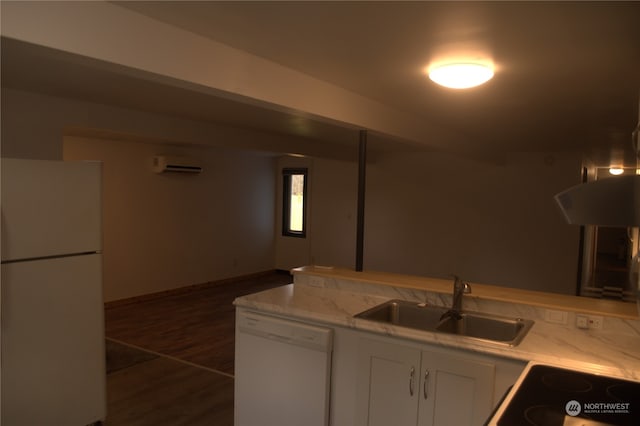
[308,276,325,288]
[587,315,603,330]
[576,314,589,329]
[576,314,603,330]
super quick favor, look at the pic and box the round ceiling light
[609,167,624,175]
[428,62,494,89]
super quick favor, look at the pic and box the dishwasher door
[234,310,333,426]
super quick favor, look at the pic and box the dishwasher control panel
[238,311,333,352]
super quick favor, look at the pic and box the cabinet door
[418,351,495,426]
[356,338,421,426]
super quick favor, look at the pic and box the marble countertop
[290,266,640,319]
[234,281,640,382]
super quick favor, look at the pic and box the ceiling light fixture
[428,62,494,89]
[609,167,624,175]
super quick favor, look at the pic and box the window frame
[282,168,308,238]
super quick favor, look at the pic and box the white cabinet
[233,314,526,426]
[418,349,494,426]
[355,336,517,426]
[356,339,422,426]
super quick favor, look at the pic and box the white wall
[304,151,583,294]
[274,155,359,271]
[0,88,81,160]
[1,88,280,302]
[308,158,359,268]
[64,136,276,302]
[2,88,583,297]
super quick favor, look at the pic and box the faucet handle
[451,274,472,293]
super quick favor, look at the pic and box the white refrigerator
[1,158,106,425]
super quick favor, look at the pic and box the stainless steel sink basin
[436,311,533,346]
[355,299,533,346]
[355,299,449,330]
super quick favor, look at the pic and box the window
[282,168,307,238]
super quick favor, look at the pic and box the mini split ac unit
[152,156,203,174]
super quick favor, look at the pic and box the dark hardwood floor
[106,349,236,426]
[104,270,292,425]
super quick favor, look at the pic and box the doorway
[580,168,638,302]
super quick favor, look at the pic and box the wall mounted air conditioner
[152,156,202,174]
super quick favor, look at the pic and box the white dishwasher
[234,310,333,426]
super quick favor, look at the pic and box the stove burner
[607,383,637,403]
[542,372,593,393]
[524,405,613,426]
[524,405,567,425]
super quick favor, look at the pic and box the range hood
[554,174,640,227]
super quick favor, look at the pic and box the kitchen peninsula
[234,266,640,426]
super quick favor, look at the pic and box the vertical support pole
[356,130,367,271]
[576,166,588,296]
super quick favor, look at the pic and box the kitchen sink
[354,299,533,346]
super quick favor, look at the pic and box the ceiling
[2,1,640,164]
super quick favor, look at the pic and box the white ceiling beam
[0,1,459,149]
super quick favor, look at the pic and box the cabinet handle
[409,366,415,396]
[423,369,430,399]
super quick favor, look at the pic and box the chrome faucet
[441,275,471,321]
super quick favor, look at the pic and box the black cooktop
[497,365,640,426]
